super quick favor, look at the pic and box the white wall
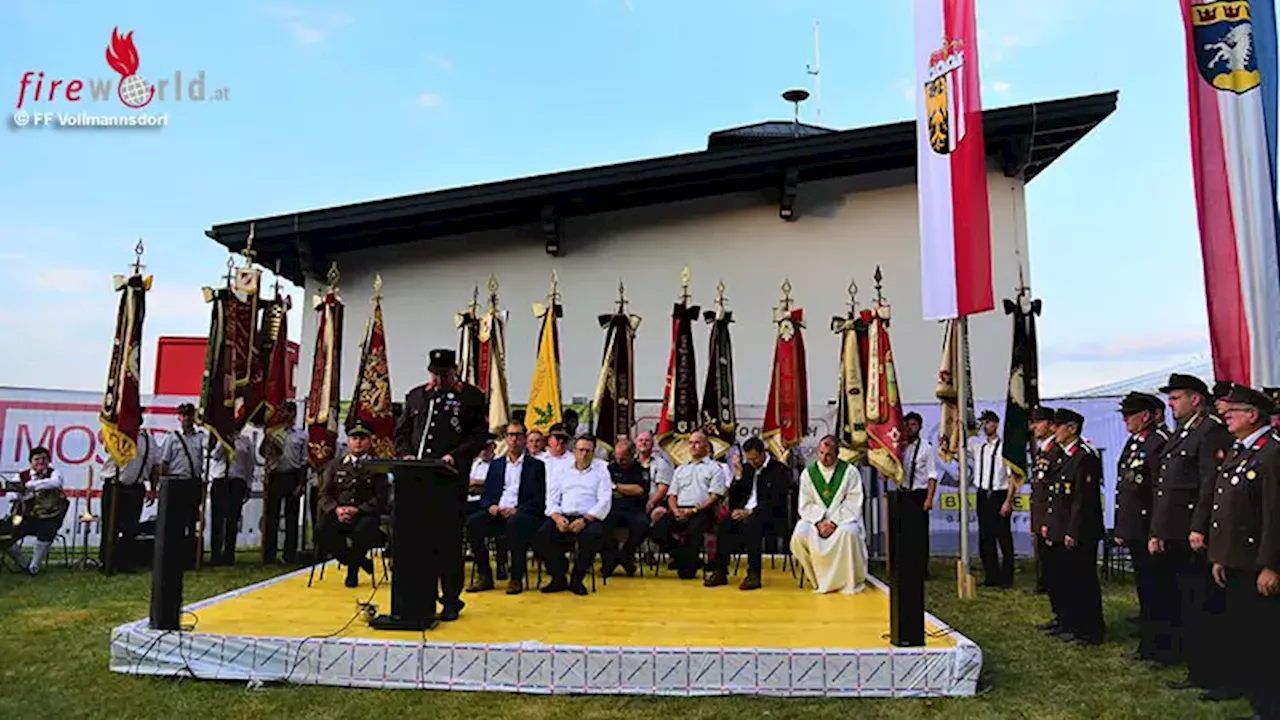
[299,171,1030,408]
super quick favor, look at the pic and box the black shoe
[1167,679,1199,691]
[345,567,359,588]
[622,559,637,577]
[496,565,509,581]
[1071,636,1103,646]
[440,603,464,622]
[569,580,589,596]
[677,568,697,580]
[1199,688,1243,702]
[601,560,618,578]
[361,558,375,575]
[1056,632,1077,643]
[541,578,569,594]
[1035,620,1059,632]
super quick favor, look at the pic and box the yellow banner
[526,307,562,432]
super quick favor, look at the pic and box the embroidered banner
[99,271,151,467]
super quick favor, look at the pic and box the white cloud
[263,4,353,43]
[32,267,100,293]
[416,92,443,108]
[990,80,1012,94]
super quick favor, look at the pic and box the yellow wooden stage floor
[191,559,956,651]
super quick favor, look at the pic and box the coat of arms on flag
[1191,1,1262,94]
[925,38,967,154]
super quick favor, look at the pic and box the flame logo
[104,27,155,109]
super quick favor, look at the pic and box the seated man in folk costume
[1,446,70,575]
[315,422,390,587]
[790,435,869,594]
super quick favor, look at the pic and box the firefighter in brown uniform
[315,423,390,588]
[1206,384,1280,720]
[1028,407,1062,624]
[1043,407,1104,644]
[1111,392,1170,664]
[1149,374,1234,698]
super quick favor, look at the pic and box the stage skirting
[109,562,982,697]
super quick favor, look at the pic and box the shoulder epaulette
[1155,428,1170,440]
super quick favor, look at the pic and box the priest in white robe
[790,434,868,594]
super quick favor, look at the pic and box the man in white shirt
[636,430,674,520]
[791,435,868,594]
[970,409,1016,588]
[209,428,259,566]
[533,435,612,595]
[98,414,158,574]
[893,412,938,581]
[526,430,547,457]
[652,431,725,579]
[159,403,216,568]
[2,446,69,575]
[261,400,308,564]
[466,423,544,594]
[535,423,575,479]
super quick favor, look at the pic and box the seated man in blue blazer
[465,420,546,594]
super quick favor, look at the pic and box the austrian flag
[914,0,994,320]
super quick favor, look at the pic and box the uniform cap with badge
[1053,408,1084,428]
[1158,373,1210,397]
[428,348,458,373]
[1118,391,1164,416]
[1030,406,1055,423]
[1218,383,1277,415]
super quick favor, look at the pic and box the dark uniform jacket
[1208,428,1280,572]
[1030,438,1062,533]
[393,379,489,480]
[1114,426,1170,544]
[480,455,547,517]
[607,461,649,514]
[317,452,390,518]
[1151,412,1232,541]
[1045,439,1104,545]
[728,457,790,518]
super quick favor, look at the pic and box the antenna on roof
[806,20,821,125]
[781,88,810,138]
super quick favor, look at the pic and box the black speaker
[149,475,195,631]
[887,490,926,647]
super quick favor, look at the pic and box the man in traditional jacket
[1029,406,1059,602]
[1207,384,1280,719]
[1,446,69,575]
[1112,392,1170,663]
[316,423,390,587]
[790,434,867,594]
[394,348,489,621]
[1045,408,1105,645]
[706,436,789,590]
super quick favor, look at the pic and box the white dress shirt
[897,437,937,492]
[19,468,64,496]
[100,430,156,486]
[669,456,728,508]
[743,455,771,511]
[498,455,524,510]
[536,450,573,479]
[546,461,612,519]
[968,434,1009,491]
[468,457,490,503]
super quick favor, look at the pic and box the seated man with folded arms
[651,431,725,579]
[465,422,545,594]
[533,435,612,595]
[602,437,649,577]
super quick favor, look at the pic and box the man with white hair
[790,434,867,594]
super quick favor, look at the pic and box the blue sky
[0,0,1254,395]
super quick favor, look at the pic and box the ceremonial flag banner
[862,302,904,482]
[914,0,994,321]
[197,286,237,453]
[761,283,808,463]
[305,269,344,468]
[345,276,394,458]
[455,287,482,389]
[592,294,640,452]
[228,267,263,431]
[1181,0,1280,386]
[1000,293,1041,484]
[480,279,511,441]
[256,292,291,429]
[831,299,869,464]
[657,270,703,464]
[526,280,563,433]
[935,318,975,463]
[699,284,736,457]
[99,270,151,467]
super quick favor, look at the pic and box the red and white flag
[914,0,994,320]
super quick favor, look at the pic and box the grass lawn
[0,555,1253,720]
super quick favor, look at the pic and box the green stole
[806,460,848,508]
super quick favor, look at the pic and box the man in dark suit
[705,436,789,590]
[464,420,545,595]
[394,348,489,621]
[1148,373,1234,697]
[1045,408,1105,645]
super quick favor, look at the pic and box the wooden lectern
[357,458,461,631]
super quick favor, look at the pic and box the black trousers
[209,476,249,565]
[99,481,145,573]
[651,508,714,574]
[465,509,539,582]
[1125,540,1159,659]
[1147,541,1187,664]
[1224,568,1280,718]
[714,511,764,575]
[263,469,303,563]
[1174,549,1229,691]
[889,489,930,580]
[603,507,649,569]
[533,516,606,582]
[1042,538,1064,621]
[1061,538,1104,642]
[977,489,1014,587]
[1033,533,1050,595]
[315,512,383,567]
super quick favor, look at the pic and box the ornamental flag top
[1180,0,1280,386]
[913,0,994,321]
